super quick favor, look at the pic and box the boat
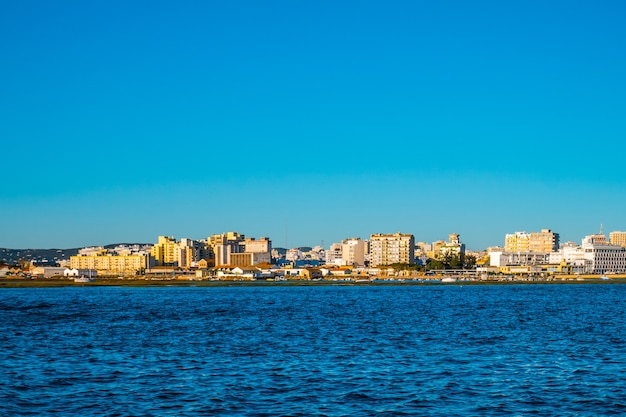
[441,277,457,283]
[74,276,94,283]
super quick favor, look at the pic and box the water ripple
[1,285,626,415]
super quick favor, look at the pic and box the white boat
[441,277,457,283]
[74,276,94,283]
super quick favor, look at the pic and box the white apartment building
[341,238,367,267]
[325,243,346,266]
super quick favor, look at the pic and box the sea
[1,283,625,416]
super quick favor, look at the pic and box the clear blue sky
[1,0,625,250]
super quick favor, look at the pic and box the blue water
[1,284,626,416]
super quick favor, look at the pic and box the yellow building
[70,250,150,275]
[505,229,559,253]
[150,236,197,268]
[610,231,626,247]
[504,232,530,252]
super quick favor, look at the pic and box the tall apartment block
[369,232,415,267]
[151,236,197,268]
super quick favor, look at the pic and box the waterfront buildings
[369,233,415,267]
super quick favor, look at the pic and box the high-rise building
[369,233,415,267]
[151,236,178,265]
[151,236,198,268]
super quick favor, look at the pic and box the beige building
[529,229,560,252]
[609,231,626,247]
[70,249,151,275]
[208,232,245,266]
[369,232,415,267]
[229,237,272,267]
[505,229,559,253]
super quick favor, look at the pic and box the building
[529,229,560,252]
[610,231,626,247]
[369,232,415,267]
[70,248,152,275]
[434,233,466,259]
[581,235,626,274]
[228,237,272,267]
[207,232,245,266]
[202,234,272,267]
[341,238,367,267]
[151,236,178,266]
[150,236,197,268]
[325,243,344,266]
[505,232,530,253]
[504,229,559,253]
[31,266,66,278]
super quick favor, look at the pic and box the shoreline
[1,276,625,288]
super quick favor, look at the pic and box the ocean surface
[1,284,626,416]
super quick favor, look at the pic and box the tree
[464,254,477,270]
[426,259,445,270]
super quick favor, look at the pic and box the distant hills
[1,244,315,265]
[0,243,150,265]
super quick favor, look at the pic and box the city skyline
[1,225,624,253]
[2,1,625,250]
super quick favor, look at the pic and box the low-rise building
[31,266,66,278]
[71,248,152,275]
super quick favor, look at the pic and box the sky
[1,0,625,250]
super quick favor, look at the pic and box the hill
[0,243,151,265]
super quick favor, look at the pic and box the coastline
[1,276,625,288]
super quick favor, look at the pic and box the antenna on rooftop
[600,224,604,235]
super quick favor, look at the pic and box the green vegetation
[426,254,477,271]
